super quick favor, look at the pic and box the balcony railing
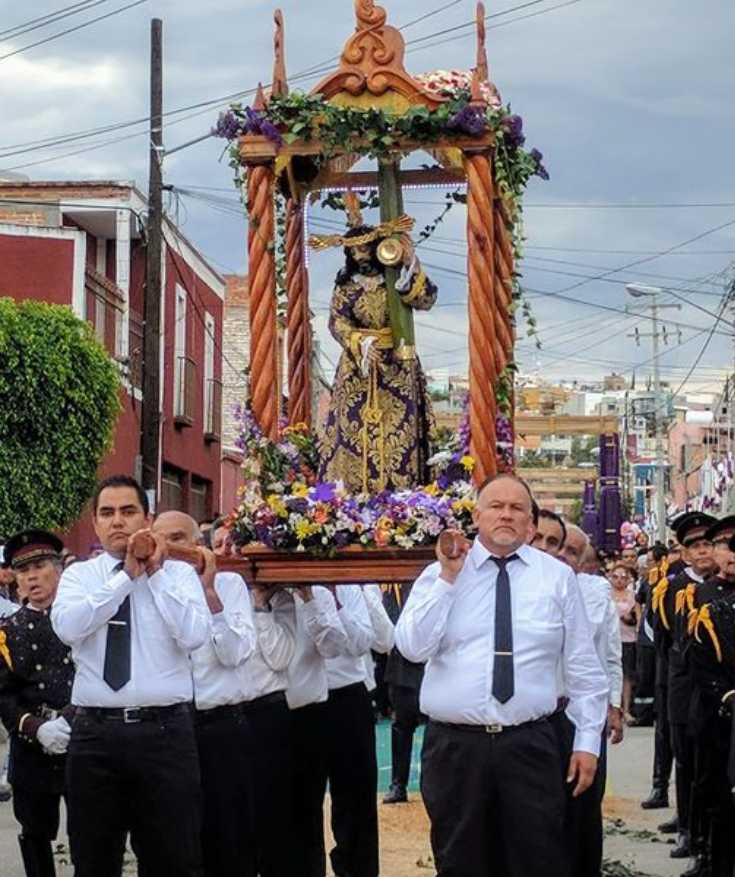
[174,355,196,427]
[205,378,223,442]
[85,267,125,358]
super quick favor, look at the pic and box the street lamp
[625,284,669,543]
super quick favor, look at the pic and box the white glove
[36,717,71,755]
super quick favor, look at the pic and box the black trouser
[9,737,66,877]
[371,652,391,717]
[325,683,379,877]
[388,684,425,788]
[634,645,655,723]
[194,705,256,877]
[242,692,295,877]
[291,701,329,877]
[422,719,567,877]
[671,722,694,833]
[692,715,735,875]
[549,711,607,877]
[66,706,202,877]
[652,681,674,793]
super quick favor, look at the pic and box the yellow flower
[291,482,309,498]
[267,495,288,517]
[424,483,440,496]
[295,519,314,541]
[460,455,476,472]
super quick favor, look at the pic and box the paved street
[0,726,686,876]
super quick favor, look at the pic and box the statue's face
[352,244,372,266]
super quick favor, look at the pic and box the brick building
[0,180,228,554]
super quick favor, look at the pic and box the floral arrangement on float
[226,404,487,558]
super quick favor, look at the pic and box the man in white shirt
[152,511,257,877]
[239,576,297,877]
[286,584,372,876]
[324,584,379,877]
[52,475,209,877]
[396,474,608,877]
[557,522,623,877]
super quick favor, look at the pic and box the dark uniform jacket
[382,584,424,691]
[0,605,74,744]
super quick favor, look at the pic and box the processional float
[148,1,545,583]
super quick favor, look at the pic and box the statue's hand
[400,234,415,267]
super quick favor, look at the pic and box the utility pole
[141,18,163,511]
[626,284,681,544]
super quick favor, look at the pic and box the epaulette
[0,629,12,670]
[694,603,723,663]
[652,577,670,629]
[688,608,699,637]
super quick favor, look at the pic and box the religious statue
[313,196,438,494]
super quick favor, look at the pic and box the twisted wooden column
[286,199,312,426]
[465,151,499,484]
[493,206,515,365]
[247,164,279,440]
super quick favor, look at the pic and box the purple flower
[212,110,242,140]
[448,105,487,137]
[311,482,337,503]
[260,120,284,147]
[333,530,351,548]
[502,114,525,149]
[286,497,309,515]
[530,148,550,181]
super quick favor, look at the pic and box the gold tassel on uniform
[652,577,671,630]
[0,630,12,670]
[694,604,723,663]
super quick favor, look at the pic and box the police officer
[686,515,735,876]
[651,512,716,862]
[0,530,74,877]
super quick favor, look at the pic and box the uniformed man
[0,529,74,877]
[686,514,735,877]
[651,512,716,862]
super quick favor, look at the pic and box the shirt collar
[470,538,532,570]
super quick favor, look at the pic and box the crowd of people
[0,471,733,876]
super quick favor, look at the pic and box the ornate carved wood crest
[312,0,444,109]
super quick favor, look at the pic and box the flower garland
[227,405,478,555]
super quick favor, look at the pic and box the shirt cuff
[573,729,602,757]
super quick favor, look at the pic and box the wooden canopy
[238,0,516,485]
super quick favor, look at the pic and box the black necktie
[490,554,518,704]
[103,563,131,691]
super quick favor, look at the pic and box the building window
[174,284,195,425]
[161,465,185,512]
[190,476,211,523]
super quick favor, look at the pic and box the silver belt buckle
[485,723,503,734]
[123,707,141,724]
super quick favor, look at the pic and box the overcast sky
[2,0,734,393]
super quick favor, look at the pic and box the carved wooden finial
[272,9,289,97]
[470,2,488,104]
[253,82,267,111]
[311,0,443,108]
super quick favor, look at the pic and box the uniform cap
[673,512,717,547]
[704,515,735,545]
[3,530,63,570]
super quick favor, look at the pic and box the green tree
[0,298,122,536]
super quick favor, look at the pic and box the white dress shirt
[286,586,348,710]
[325,585,375,691]
[361,585,395,690]
[52,552,208,708]
[576,573,623,710]
[241,590,297,701]
[395,541,609,755]
[191,572,256,711]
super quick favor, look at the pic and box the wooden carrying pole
[286,199,312,426]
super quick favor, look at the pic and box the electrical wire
[0,0,148,62]
[0,0,117,41]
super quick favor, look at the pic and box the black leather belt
[194,703,245,724]
[242,691,287,711]
[432,714,550,735]
[75,703,192,724]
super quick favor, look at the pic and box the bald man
[152,512,257,877]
